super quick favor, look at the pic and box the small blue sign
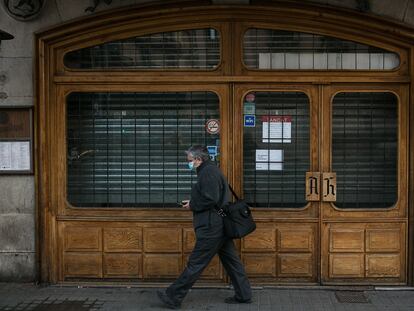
[244,115,256,127]
[207,145,218,156]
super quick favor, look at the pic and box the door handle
[306,172,320,201]
[306,172,336,202]
[322,172,336,202]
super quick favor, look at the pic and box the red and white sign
[205,119,220,135]
[261,116,292,123]
[261,115,292,143]
[245,93,255,102]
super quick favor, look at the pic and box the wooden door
[46,81,409,285]
[35,1,414,285]
[233,84,320,284]
[320,84,408,284]
[232,83,408,285]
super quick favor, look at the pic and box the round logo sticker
[205,119,220,135]
[245,93,255,102]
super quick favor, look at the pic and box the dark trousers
[166,237,252,304]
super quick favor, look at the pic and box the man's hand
[181,200,190,210]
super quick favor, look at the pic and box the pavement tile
[0,284,414,311]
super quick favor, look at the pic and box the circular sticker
[205,119,220,135]
[245,93,255,102]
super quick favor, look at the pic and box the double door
[232,83,407,284]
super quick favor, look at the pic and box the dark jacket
[190,160,230,239]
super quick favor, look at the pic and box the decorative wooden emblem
[2,0,45,21]
[322,172,336,202]
[306,172,320,201]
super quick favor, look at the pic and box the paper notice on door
[255,162,283,171]
[256,149,283,162]
[262,115,292,143]
[255,149,283,171]
[255,162,268,170]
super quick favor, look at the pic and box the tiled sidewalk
[0,283,414,310]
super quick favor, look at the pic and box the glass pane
[332,92,398,208]
[67,92,220,208]
[243,92,310,208]
[244,28,400,70]
[64,29,220,70]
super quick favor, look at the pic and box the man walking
[157,145,252,309]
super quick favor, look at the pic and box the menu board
[0,141,31,170]
[0,108,33,174]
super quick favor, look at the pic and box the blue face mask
[188,161,194,170]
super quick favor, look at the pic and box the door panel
[240,222,318,282]
[56,84,230,283]
[321,85,408,220]
[320,84,408,284]
[234,84,320,219]
[241,92,310,208]
[59,221,225,281]
[322,222,406,283]
[234,84,320,283]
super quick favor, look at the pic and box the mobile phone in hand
[180,200,190,209]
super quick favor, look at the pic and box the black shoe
[224,296,252,304]
[157,290,181,309]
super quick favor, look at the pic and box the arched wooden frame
[318,84,409,285]
[59,23,229,74]
[321,84,409,220]
[233,84,319,220]
[35,0,414,284]
[41,1,413,81]
[56,84,230,218]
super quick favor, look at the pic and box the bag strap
[228,184,240,201]
[214,183,239,218]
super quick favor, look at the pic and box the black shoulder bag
[216,184,256,239]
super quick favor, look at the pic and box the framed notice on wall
[0,107,33,174]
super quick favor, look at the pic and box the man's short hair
[186,145,210,162]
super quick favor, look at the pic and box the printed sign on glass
[262,115,292,143]
[205,119,220,135]
[245,93,255,102]
[244,115,256,127]
[244,102,256,115]
[207,145,218,161]
[255,149,283,171]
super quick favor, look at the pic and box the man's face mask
[188,161,195,170]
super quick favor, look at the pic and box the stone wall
[0,0,412,282]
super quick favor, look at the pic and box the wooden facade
[36,0,414,285]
